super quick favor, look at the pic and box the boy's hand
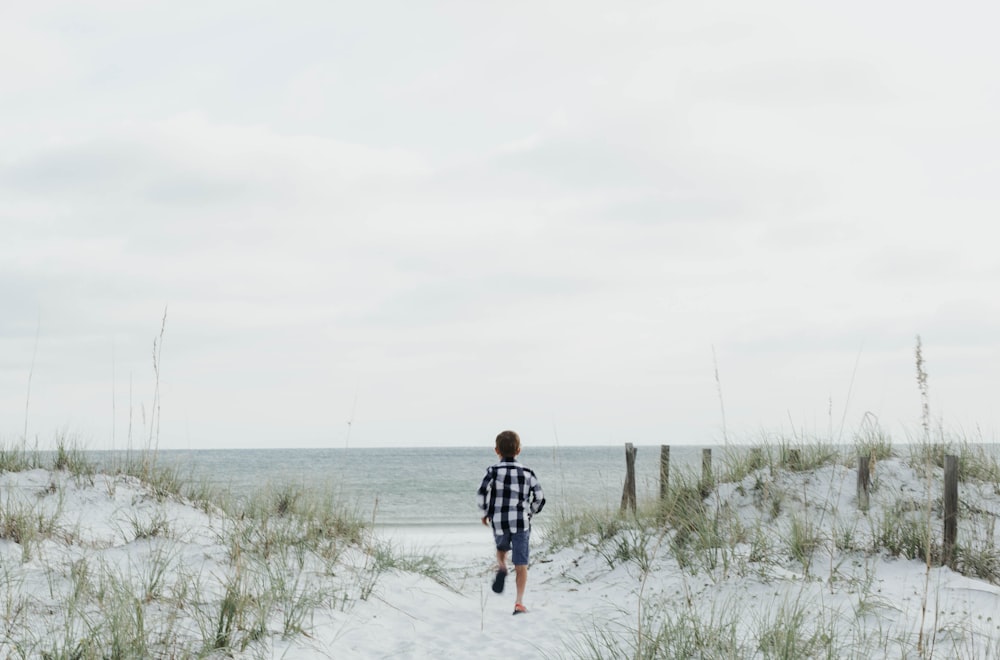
[481,516,489,526]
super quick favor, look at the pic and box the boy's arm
[528,472,546,515]
[476,468,494,523]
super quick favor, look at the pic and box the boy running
[477,430,545,615]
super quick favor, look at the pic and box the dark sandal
[492,569,507,594]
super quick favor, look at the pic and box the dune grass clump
[52,434,97,482]
[953,522,1000,585]
[853,414,895,464]
[0,438,453,658]
[544,505,632,553]
[564,600,743,659]
[662,478,744,577]
[221,482,366,567]
[543,427,1000,660]
[906,435,1000,485]
[0,444,43,473]
[718,443,770,483]
[0,494,62,562]
[753,593,841,660]
[110,454,190,502]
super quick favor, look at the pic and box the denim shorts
[495,530,531,565]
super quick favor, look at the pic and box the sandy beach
[6,1,1000,656]
[3,446,1000,658]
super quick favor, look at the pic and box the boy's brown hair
[495,430,521,458]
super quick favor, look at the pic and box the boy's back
[477,430,545,615]
[478,457,545,534]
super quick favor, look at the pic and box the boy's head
[495,430,521,459]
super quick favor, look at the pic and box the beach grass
[538,430,1000,660]
[0,439,453,658]
[5,415,1000,657]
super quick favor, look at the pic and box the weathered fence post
[620,443,637,513]
[943,454,958,567]
[857,455,871,511]
[659,445,670,500]
[701,448,713,493]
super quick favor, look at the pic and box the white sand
[3,457,1000,658]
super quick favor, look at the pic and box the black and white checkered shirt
[477,458,545,534]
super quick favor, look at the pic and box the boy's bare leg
[514,565,527,604]
[496,550,507,572]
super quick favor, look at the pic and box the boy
[477,430,545,615]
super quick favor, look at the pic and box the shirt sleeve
[476,468,493,514]
[528,472,545,515]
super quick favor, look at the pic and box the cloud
[589,191,744,226]
[687,58,890,106]
[2,1,1000,447]
[364,273,598,327]
[0,20,77,94]
[1,114,428,206]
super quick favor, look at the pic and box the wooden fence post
[701,448,713,493]
[857,455,871,511]
[659,445,670,500]
[944,454,958,567]
[620,443,637,513]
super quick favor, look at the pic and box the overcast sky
[2,1,998,450]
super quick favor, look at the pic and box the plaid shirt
[477,458,545,534]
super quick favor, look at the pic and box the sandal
[513,603,527,615]
[491,569,507,594]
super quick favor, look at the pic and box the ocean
[111,444,714,527]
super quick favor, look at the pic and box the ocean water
[108,445,714,526]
